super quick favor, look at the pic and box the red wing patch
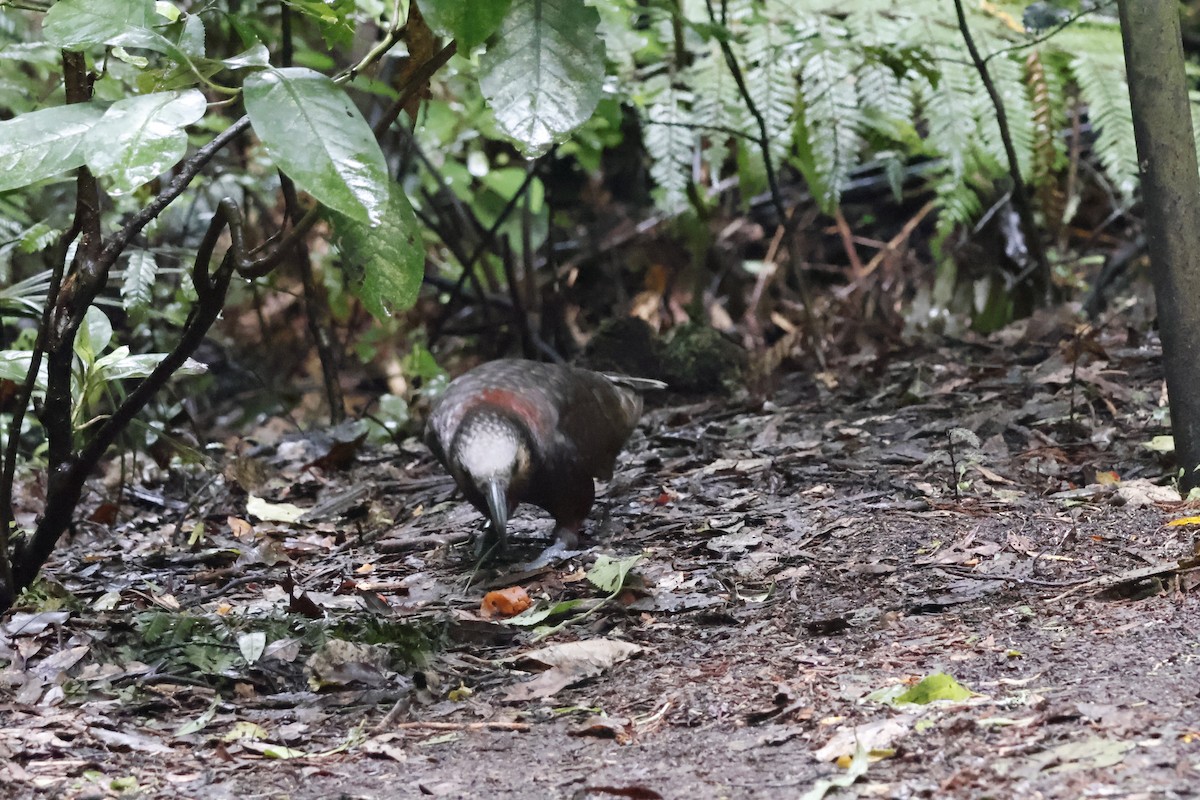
[473,387,552,437]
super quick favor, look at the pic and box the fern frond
[799,48,861,210]
[1026,49,1068,230]
[690,42,744,184]
[931,170,986,259]
[977,53,1036,183]
[741,3,802,167]
[594,0,649,81]
[1070,53,1138,202]
[642,74,696,212]
[121,250,158,312]
[918,64,993,181]
[856,61,915,143]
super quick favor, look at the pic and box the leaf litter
[2,319,1200,797]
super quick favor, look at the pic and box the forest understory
[3,303,1197,800]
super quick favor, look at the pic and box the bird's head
[451,411,533,547]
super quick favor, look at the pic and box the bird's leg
[550,474,594,548]
[551,521,585,549]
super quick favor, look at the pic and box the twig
[8,201,249,599]
[375,531,472,554]
[500,236,536,358]
[832,208,865,278]
[426,153,547,348]
[388,721,531,732]
[981,2,1116,65]
[857,200,936,280]
[371,42,457,139]
[189,572,280,607]
[374,697,411,731]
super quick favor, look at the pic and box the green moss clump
[660,323,746,394]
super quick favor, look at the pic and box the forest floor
[3,309,1200,800]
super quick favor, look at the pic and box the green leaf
[0,271,53,317]
[332,185,424,319]
[893,672,973,705]
[109,26,195,64]
[177,13,206,58]
[587,554,642,594]
[0,351,44,389]
[246,495,307,524]
[244,67,389,224]
[174,699,219,738]
[283,0,356,44]
[222,43,271,70]
[505,598,588,627]
[43,0,157,50]
[422,0,513,51]
[238,631,267,664]
[479,0,605,155]
[111,46,149,68]
[74,306,113,365]
[0,104,106,192]
[93,351,207,381]
[1144,435,1175,454]
[84,90,207,195]
[155,1,182,23]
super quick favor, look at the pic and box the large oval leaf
[0,104,106,192]
[43,0,156,50]
[244,67,389,224]
[84,90,207,195]
[422,0,513,51]
[0,351,46,391]
[478,0,605,155]
[332,185,424,319]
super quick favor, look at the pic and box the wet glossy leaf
[84,89,207,195]
[0,104,105,191]
[244,67,389,224]
[332,184,424,318]
[422,0,512,50]
[43,0,156,50]
[479,0,605,155]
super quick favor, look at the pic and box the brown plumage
[425,359,652,553]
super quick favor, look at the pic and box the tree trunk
[1118,0,1200,492]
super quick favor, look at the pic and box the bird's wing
[553,368,642,480]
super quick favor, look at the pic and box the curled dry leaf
[501,638,642,702]
[813,715,915,763]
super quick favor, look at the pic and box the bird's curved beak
[484,478,509,550]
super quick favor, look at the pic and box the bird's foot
[552,523,588,550]
[513,524,589,568]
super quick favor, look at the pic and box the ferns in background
[799,48,861,210]
[621,0,1140,283]
[1069,53,1138,201]
[689,40,743,187]
[741,2,804,174]
[643,74,696,212]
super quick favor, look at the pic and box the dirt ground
[3,316,1200,799]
